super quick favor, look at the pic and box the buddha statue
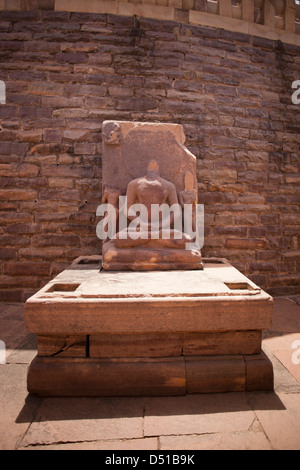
[101,160,202,270]
[113,160,192,250]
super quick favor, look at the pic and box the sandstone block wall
[0,10,299,301]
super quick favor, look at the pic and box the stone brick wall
[0,9,299,301]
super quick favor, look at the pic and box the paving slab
[270,298,300,333]
[248,392,300,450]
[143,393,256,437]
[264,332,300,384]
[160,430,272,450]
[264,332,300,352]
[263,346,300,394]
[20,437,158,450]
[0,363,41,450]
[273,350,300,383]
[19,397,145,448]
[0,303,28,362]
[6,333,37,364]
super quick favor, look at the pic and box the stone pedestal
[25,257,274,396]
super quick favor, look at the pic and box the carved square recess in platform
[225,282,256,291]
[46,283,81,293]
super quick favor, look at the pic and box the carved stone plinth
[25,257,274,397]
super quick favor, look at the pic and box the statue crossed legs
[102,160,202,271]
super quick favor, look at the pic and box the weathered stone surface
[184,330,262,355]
[244,351,274,391]
[89,330,262,358]
[102,121,192,194]
[25,259,273,336]
[27,356,186,397]
[19,395,145,447]
[186,355,246,393]
[144,392,256,437]
[27,350,275,397]
[0,363,41,450]
[37,335,87,357]
[160,431,272,450]
[89,333,183,358]
[248,392,300,450]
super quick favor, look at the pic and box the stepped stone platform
[25,256,274,397]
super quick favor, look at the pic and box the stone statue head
[102,122,122,145]
[147,160,159,174]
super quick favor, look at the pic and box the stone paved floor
[0,297,300,450]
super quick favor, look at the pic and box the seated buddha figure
[113,160,192,249]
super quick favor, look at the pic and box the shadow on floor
[15,389,286,425]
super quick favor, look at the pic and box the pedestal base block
[27,352,274,397]
[27,356,186,397]
[244,351,274,391]
[25,257,274,397]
